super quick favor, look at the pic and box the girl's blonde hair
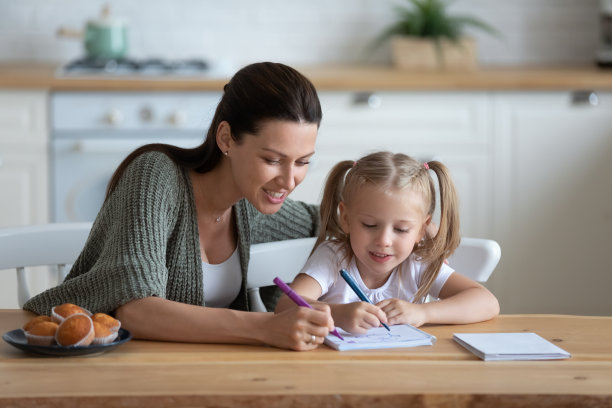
[315,151,461,303]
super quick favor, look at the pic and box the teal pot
[84,18,128,59]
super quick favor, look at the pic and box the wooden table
[1,310,611,407]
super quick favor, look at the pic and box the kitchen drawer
[317,91,491,147]
[0,91,48,145]
[51,92,222,132]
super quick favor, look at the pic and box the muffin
[92,321,118,345]
[55,313,95,347]
[23,315,53,332]
[91,313,121,333]
[51,303,92,323]
[25,321,59,346]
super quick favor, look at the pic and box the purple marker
[274,277,344,341]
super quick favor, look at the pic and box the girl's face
[339,184,430,288]
[229,120,317,214]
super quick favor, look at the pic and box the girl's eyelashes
[360,221,410,233]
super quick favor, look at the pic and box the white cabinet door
[0,91,49,227]
[0,147,48,227]
[0,91,49,309]
[291,91,495,238]
[491,91,612,315]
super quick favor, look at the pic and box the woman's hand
[330,302,388,334]
[377,298,427,327]
[260,303,334,351]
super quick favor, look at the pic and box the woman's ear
[216,121,233,154]
[339,201,350,234]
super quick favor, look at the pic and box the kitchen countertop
[1,62,612,91]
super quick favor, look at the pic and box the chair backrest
[247,237,316,312]
[447,237,501,282]
[0,223,93,308]
[246,236,501,312]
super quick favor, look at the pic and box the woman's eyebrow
[261,147,316,159]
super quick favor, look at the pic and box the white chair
[247,237,317,312]
[447,237,501,283]
[246,237,501,312]
[0,223,93,308]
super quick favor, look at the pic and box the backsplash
[0,0,600,67]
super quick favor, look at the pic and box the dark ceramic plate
[2,328,132,356]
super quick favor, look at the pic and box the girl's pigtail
[312,160,354,255]
[413,160,461,303]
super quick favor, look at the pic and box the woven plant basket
[390,36,478,70]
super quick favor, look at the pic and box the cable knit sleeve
[247,198,320,244]
[23,152,194,315]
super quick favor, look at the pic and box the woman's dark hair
[105,62,323,199]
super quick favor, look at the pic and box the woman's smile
[264,189,287,204]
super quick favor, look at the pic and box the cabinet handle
[352,92,382,108]
[571,91,599,106]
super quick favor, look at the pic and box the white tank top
[201,248,242,308]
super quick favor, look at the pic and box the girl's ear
[216,121,233,154]
[419,215,433,240]
[338,201,350,234]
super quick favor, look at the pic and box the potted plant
[375,0,499,70]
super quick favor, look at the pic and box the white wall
[0,0,601,67]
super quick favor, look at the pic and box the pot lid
[87,4,127,27]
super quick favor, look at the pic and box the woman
[24,62,334,351]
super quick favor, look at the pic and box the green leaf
[376,0,500,41]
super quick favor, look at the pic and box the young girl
[276,151,499,334]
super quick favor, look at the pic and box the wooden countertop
[2,311,612,407]
[2,62,612,91]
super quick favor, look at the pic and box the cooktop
[57,57,213,77]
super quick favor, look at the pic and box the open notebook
[453,332,571,361]
[324,324,436,351]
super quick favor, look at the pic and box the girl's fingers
[376,299,391,308]
[366,304,389,326]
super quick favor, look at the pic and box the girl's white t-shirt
[300,241,454,304]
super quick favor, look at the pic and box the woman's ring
[310,335,316,343]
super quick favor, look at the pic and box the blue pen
[273,277,344,341]
[340,269,391,332]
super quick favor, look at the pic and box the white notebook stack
[453,332,571,361]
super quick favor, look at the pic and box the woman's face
[229,120,318,214]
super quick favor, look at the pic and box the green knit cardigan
[23,151,319,315]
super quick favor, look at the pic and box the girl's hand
[261,303,334,351]
[331,302,388,334]
[377,298,427,328]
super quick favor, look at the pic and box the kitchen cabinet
[489,91,612,315]
[291,91,495,239]
[0,91,49,227]
[0,90,49,309]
